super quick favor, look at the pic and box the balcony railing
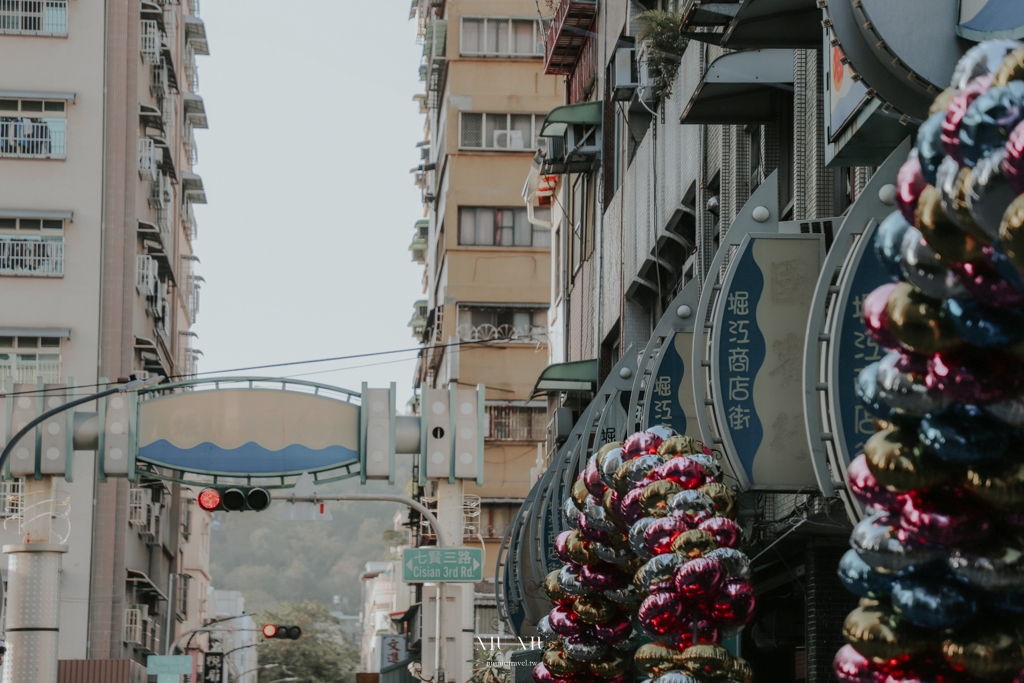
[456,323,547,342]
[139,137,157,180]
[0,0,67,35]
[0,237,63,276]
[140,19,161,65]
[182,200,197,241]
[0,118,66,159]
[486,405,545,441]
[0,355,61,384]
[183,125,198,166]
[543,0,598,75]
[184,46,199,92]
[187,0,199,16]
[137,254,158,296]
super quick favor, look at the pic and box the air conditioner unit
[636,41,659,105]
[612,47,638,101]
[553,407,574,445]
[493,129,527,150]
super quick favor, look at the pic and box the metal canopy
[139,105,164,133]
[181,172,207,204]
[182,93,208,129]
[680,49,793,124]
[531,359,598,395]
[539,101,603,138]
[721,0,822,49]
[184,16,209,55]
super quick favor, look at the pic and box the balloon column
[837,41,1024,683]
[535,429,756,683]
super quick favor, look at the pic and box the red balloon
[927,348,1023,405]
[896,155,927,226]
[862,283,900,351]
[555,531,574,564]
[698,517,743,549]
[711,580,756,628]
[578,563,626,591]
[638,592,686,635]
[585,457,606,498]
[592,614,632,644]
[644,516,692,555]
[618,487,646,526]
[651,457,707,490]
[847,455,906,512]
[622,432,664,460]
[671,617,721,649]
[834,644,890,683]
[674,557,726,601]
[549,605,584,637]
[898,488,987,548]
[951,252,1024,308]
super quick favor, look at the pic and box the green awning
[539,101,603,138]
[532,359,599,395]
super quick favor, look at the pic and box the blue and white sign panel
[712,235,823,489]
[642,332,700,438]
[958,0,1024,41]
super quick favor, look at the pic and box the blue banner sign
[643,332,698,438]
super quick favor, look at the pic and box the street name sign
[147,655,193,674]
[403,547,482,582]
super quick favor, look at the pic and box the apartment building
[0,0,211,674]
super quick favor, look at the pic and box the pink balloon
[555,531,574,564]
[549,605,584,637]
[674,557,726,601]
[584,457,606,498]
[638,591,686,635]
[592,614,632,643]
[651,457,707,490]
[927,348,1023,404]
[898,489,987,548]
[950,253,1024,308]
[533,663,578,683]
[862,283,900,351]
[618,487,645,526]
[834,645,889,683]
[578,563,627,591]
[847,455,907,512]
[622,431,664,460]
[943,74,994,164]
[698,517,743,549]
[896,155,928,225]
[644,516,692,555]
[710,580,755,629]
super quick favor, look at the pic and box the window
[0,0,67,36]
[140,19,160,65]
[0,97,67,159]
[458,207,551,247]
[457,306,547,342]
[0,215,64,276]
[0,336,62,384]
[485,405,546,440]
[459,112,540,150]
[460,17,543,57]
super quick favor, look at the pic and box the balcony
[184,16,208,55]
[0,117,65,159]
[0,354,61,384]
[0,236,63,276]
[543,0,597,76]
[456,322,547,343]
[485,405,545,441]
[410,219,428,264]
[0,0,68,36]
[182,200,198,241]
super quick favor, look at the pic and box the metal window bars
[419,495,481,540]
[182,200,198,241]
[456,323,547,342]
[0,117,65,159]
[140,19,160,65]
[124,607,144,645]
[183,124,198,166]
[1,486,71,543]
[128,488,149,526]
[0,0,67,35]
[138,137,158,181]
[0,237,64,276]
[187,0,199,16]
[0,480,23,518]
[485,405,546,441]
[161,93,175,132]
[150,60,168,99]
[136,255,159,298]
[0,354,61,384]
[175,573,189,619]
[184,44,199,92]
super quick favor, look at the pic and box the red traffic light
[261,624,302,640]
[197,488,222,512]
[261,624,278,638]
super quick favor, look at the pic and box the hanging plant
[634,10,690,105]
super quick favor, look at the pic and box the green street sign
[147,655,193,674]
[403,547,483,582]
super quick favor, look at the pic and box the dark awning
[680,49,793,124]
[532,359,598,395]
[127,568,168,601]
[722,0,822,49]
[539,101,603,138]
[184,16,209,55]
[182,93,208,129]
[139,105,164,134]
[181,172,207,204]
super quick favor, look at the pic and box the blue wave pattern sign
[645,334,689,436]
[717,245,767,480]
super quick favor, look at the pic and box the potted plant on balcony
[635,10,690,105]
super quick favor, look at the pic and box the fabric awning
[532,359,598,395]
[539,101,603,138]
[680,49,794,124]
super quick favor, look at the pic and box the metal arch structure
[803,137,912,523]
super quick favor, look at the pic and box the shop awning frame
[531,359,598,396]
[680,48,794,124]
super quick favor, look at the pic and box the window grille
[459,113,539,150]
[140,19,160,65]
[460,17,543,57]
[0,480,23,518]
[136,255,158,298]
[138,137,157,180]
[0,337,62,384]
[175,573,190,619]
[0,0,67,35]
[485,405,546,441]
[161,93,175,131]
[0,117,66,159]
[124,607,143,644]
[128,487,149,526]
[0,236,63,276]
[150,61,168,99]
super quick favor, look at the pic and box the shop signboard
[641,331,699,438]
[957,0,1024,41]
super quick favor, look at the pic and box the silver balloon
[936,156,964,223]
[689,453,722,479]
[624,455,665,489]
[969,150,1017,241]
[536,615,560,645]
[585,495,619,533]
[600,448,625,488]
[653,673,702,683]
[646,425,677,441]
[604,583,644,607]
[899,227,969,300]
[558,566,596,596]
[593,542,633,565]
[666,489,716,520]
[984,397,1024,427]
[563,496,581,529]
[705,547,753,581]
[636,554,684,593]
[629,517,657,560]
[851,512,943,573]
[949,542,1024,591]
[875,351,951,417]
[562,640,608,663]
[951,39,1021,89]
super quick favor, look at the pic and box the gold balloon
[700,482,737,519]
[863,427,955,493]
[680,644,733,682]
[573,595,616,624]
[565,530,599,565]
[634,642,686,677]
[671,529,718,558]
[590,652,628,679]
[994,45,1024,87]
[943,629,1024,680]
[966,461,1024,510]
[929,87,957,114]
[600,488,625,526]
[1000,194,1024,275]
[543,648,580,677]
[947,167,991,245]
[885,281,961,355]
[640,480,683,518]
[658,435,706,457]
[612,460,633,495]
[915,185,986,264]
[728,656,754,683]
[543,569,570,603]
[572,479,589,510]
[843,604,931,665]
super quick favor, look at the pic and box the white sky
[191,0,427,406]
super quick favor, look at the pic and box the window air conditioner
[612,47,638,101]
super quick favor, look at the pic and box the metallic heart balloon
[589,652,628,679]
[949,540,1024,591]
[555,531,574,564]
[863,283,901,351]
[629,517,659,560]
[899,488,989,548]
[563,497,582,530]
[863,427,956,493]
[537,615,560,645]
[671,529,719,559]
[573,595,617,625]
[704,548,752,582]
[899,226,969,300]
[689,454,723,481]
[944,295,1024,347]
[698,517,742,550]
[698,483,737,520]
[652,457,707,490]
[833,644,890,683]
[859,362,900,423]
[890,577,978,630]
[885,282,961,355]
[603,583,645,608]
[918,403,1011,464]
[577,512,611,544]
[876,211,913,280]
[842,603,932,666]
[710,580,755,630]
[585,455,607,498]
[658,436,712,458]
[847,455,908,512]
[562,635,609,663]
[915,185,987,264]
[896,152,929,226]
[641,480,685,518]
[652,673,702,683]
[592,614,632,644]
[943,74,995,164]
[949,255,1024,308]
[558,565,596,597]
[917,111,947,185]
[838,549,895,600]
[637,554,685,594]
[851,513,944,574]
[600,448,626,489]
[572,479,590,510]
[634,642,687,677]
[593,541,634,566]
[550,604,585,637]
[984,394,1024,427]
[874,351,951,418]
[679,644,733,681]
[619,487,646,526]
[622,432,665,460]
[674,556,726,601]
[545,568,575,604]
[543,647,582,677]
[584,495,621,534]
[966,460,1024,510]
[615,455,667,495]
[533,662,572,683]
[565,530,599,566]
[667,490,716,526]
[671,618,721,651]
[644,516,692,555]
[578,563,627,592]
[638,591,687,636]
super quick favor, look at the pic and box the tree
[256,601,358,683]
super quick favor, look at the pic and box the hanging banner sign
[712,235,823,489]
[642,332,699,437]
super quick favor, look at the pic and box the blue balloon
[837,549,894,599]
[856,362,897,422]
[959,81,1024,168]
[944,297,1024,347]
[875,211,912,280]
[917,111,948,185]
[891,577,977,629]
[918,404,1010,464]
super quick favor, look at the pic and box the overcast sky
[191,0,426,406]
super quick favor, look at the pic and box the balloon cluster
[837,41,1024,683]
[534,429,756,683]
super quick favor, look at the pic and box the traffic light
[196,486,271,512]
[262,624,302,640]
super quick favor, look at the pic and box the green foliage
[634,10,690,103]
[209,478,403,614]
[256,601,358,683]
[468,648,511,683]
